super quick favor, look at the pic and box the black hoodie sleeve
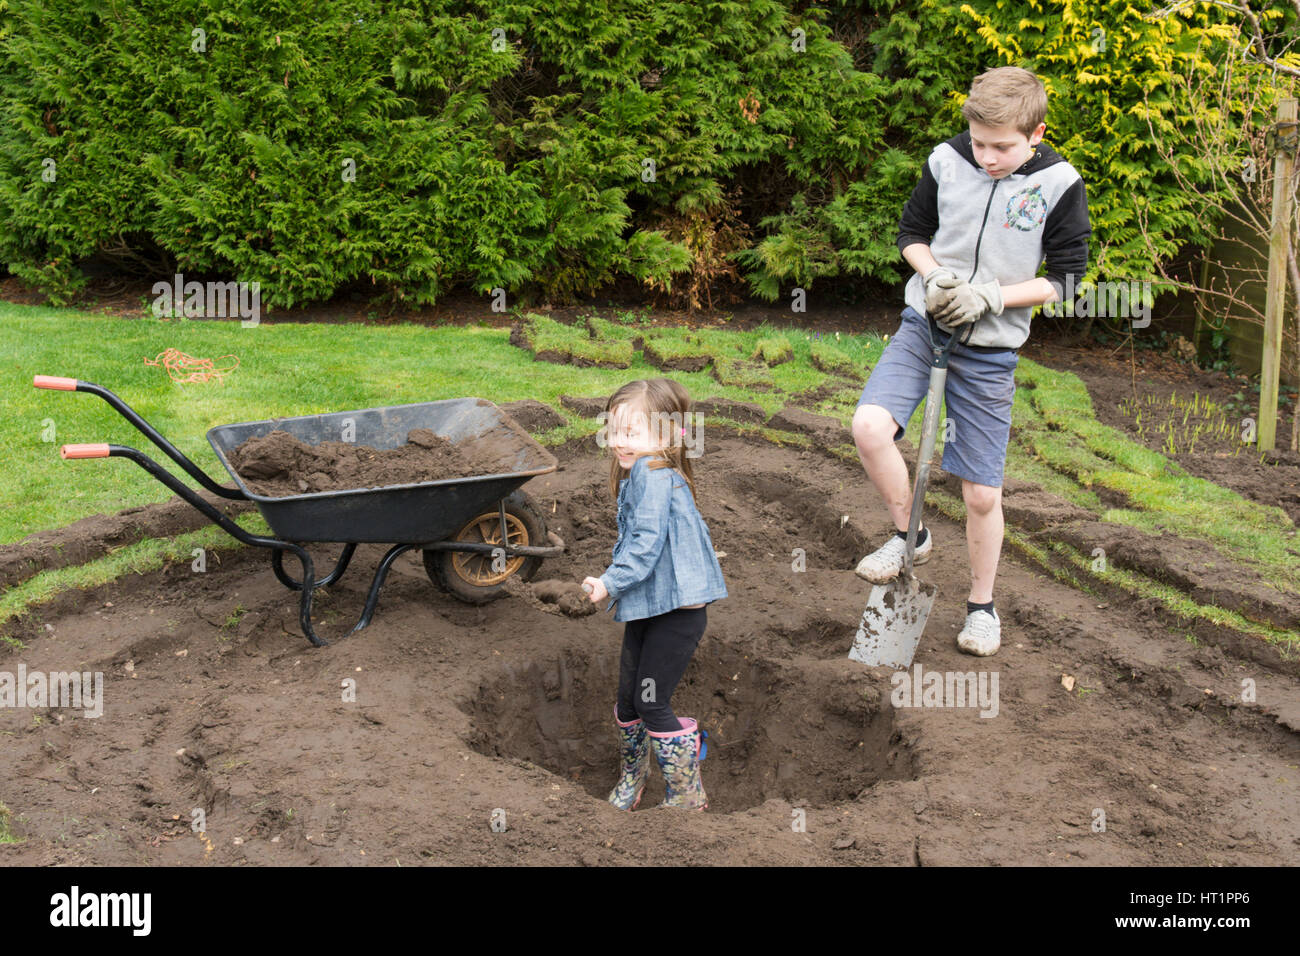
[1040,178,1091,300]
[896,158,940,254]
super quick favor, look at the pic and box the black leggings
[615,606,707,733]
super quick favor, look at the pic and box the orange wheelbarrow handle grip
[60,443,112,460]
[34,375,78,390]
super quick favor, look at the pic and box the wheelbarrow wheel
[423,490,547,605]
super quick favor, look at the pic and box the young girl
[582,378,727,811]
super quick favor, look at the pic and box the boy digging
[851,66,1091,656]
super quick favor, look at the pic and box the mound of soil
[499,399,566,434]
[228,428,489,497]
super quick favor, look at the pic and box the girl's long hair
[605,378,698,504]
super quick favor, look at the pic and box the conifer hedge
[0,0,1291,309]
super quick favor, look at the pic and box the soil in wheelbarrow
[228,428,510,497]
[1,424,1298,867]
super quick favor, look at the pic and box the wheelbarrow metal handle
[74,440,332,646]
[33,376,245,501]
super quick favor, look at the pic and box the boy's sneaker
[957,608,1001,657]
[854,528,933,584]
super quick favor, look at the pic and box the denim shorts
[858,307,1019,487]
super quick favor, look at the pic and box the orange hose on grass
[143,348,240,384]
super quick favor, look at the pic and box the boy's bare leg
[962,478,1003,603]
[850,404,918,533]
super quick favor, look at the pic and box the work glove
[933,279,1004,327]
[923,268,961,316]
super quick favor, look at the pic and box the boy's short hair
[960,67,1047,138]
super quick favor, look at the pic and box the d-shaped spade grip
[60,444,112,460]
[33,375,78,390]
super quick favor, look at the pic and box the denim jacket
[598,455,728,622]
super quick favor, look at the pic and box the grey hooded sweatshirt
[897,130,1092,349]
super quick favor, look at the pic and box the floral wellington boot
[608,706,651,810]
[648,717,708,810]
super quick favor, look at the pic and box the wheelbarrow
[33,376,566,647]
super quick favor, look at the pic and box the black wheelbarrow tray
[33,375,566,647]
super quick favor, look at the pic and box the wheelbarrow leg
[273,543,357,591]
[282,549,328,648]
[286,543,420,643]
[349,544,423,635]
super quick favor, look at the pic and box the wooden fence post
[1258,97,1296,452]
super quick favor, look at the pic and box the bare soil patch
[2,424,1295,865]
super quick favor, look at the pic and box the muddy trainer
[851,66,1092,657]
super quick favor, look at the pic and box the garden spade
[849,315,975,669]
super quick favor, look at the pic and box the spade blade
[848,573,938,669]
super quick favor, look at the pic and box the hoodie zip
[966,146,1038,281]
[968,178,999,282]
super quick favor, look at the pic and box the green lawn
[2,299,1295,651]
[0,302,883,545]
